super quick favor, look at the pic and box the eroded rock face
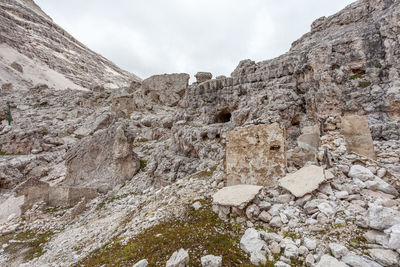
[225,123,286,186]
[0,0,140,90]
[194,72,213,84]
[64,124,140,192]
[141,73,190,107]
[341,115,376,159]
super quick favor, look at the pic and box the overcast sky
[36,0,355,80]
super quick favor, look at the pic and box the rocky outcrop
[0,0,140,91]
[141,73,190,107]
[64,124,140,192]
[181,0,400,141]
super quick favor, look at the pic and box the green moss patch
[79,201,251,266]
[349,74,363,80]
[2,230,55,260]
[139,159,147,172]
[190,166,217,180]
[359,81,371,88]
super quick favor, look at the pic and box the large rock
[64,124,140,193]
[279,165,332,197]
[194,72,213,83]
[368,249,399,266]
[0,194,24,224]
[348,165,375,181]
[386,224,400,253]
[341,253,382,267]
[367,203,400,231]
[341,115,376,159]
[212,185,262,208]
[141,73,190,106]
[166,248,189,267]
[240,228,267,265]
[316,255,347,267]
[225,123,286,186]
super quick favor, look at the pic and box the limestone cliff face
[182,0,400,141]
[0,0,141,91]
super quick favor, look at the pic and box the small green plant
[283,232,298,240]
[138,138,149,143]
[349,74,363,80]
[359,81,371,88]
[7,104,12,125]
[374,62,382,68]
[333,223,344,228]
[0,151,6,156]
[45,206,72,214]
[139,159,147,172]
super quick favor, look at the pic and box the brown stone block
[225,123,286,186]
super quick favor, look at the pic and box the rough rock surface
[1,0,400,266]
[166,248,189,267]
[64,124,140,192]
[225,123,286,186]
[212,185,262,208]
[0,0,140,91]
[279,165,331,197]
[341,115,376,159]
[141,73,189,107]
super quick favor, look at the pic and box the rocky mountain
[0,0,400,266]
[0,0,140,91]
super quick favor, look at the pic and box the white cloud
[35,0,355,80]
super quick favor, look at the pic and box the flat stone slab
[212,185,263,207]
[279,165,332,198]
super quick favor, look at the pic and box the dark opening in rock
[351,68,365,76]
[215,110,231,123]
[270,145,281,151]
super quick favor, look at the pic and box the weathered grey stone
[328,243,349,259]
[367,204,400,230]
[132,259,148,267]
[279,165,331,197]
[0,195,24,224]
[142,73,189,107]
[316,255,347,267]
[284,243,299,259]
[65,124,140,193]
[111,94,136,117]
[303,237,317,251]
[200,255,222,267]
[212,185,262,208]
[166,248,189,267]
[258,211,272,222]
[368,249,399,266]
[342,253,382,267]
[341,115,376,159]
[226,123,286,186]
[240,228,267,265]
[348,165,375,181]
[386,224,400,252]
[195,72,213,84]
